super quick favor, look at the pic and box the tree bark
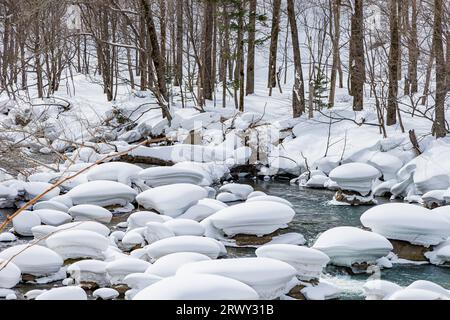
[268,0,281,92]
[387,0,400,126]
[246,0,257,95]
[349,0,365,111]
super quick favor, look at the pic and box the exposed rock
[232,230,281,247]
[391,240,429,262]
[334,190,377,206]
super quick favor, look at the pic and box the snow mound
[35,286,87,300]
[387,288,448,300]
[67,180,137,207]
[86,162,142,185]
[0,259,21,289]
[424,239,450,265]
[105,259,151,285]
[23,182,60,201]
[138,167,205,187]
[218,184,254,200]
[127,211,172,231]
[33,209,72,226]
[133,274,259,300]
[422,190,447,208]
[300,280,341,300]
[164,219,205,236]
[360,203,450,246]
[55,221,111,237]
[406,280,450,298]
[136,184,208,217]
[312,226,393,267]
[255,244,330,280]
[203,201,295,237]
[329,163,380,195]
[93,288,119,300]
[67,260,108,287]
[13,211,41,236]
[177,257,297,300]
[33,200,69,213]
[367,152,403,180]
[246,195,293,208]
[362,280,402,300]
[68,205,112,223]
[46,230,109,260]
[144,222,175,244]
[0,244,63,276]
[146,252,211,278]
[146,236,226,260]
[178,199,228,222]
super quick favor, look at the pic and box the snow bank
[67,180,137,207]
[312,227,393,267]
[177,257,297,299]
[146,236,226,260]
[133,274,259,300]
[136,184,208,217]
[360,203,450,246]
[255,244,329,281]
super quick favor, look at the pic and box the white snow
[93,288,119,300]
[136,184,208,217]
[177,199,228,222]
[127,211,172,231]
[138,166,205,187]
[105,258,151,285]
[144,222,176,245]
[219,184,254,200]
[33,200,69,213]
[23,182,60,201]
[300,280,341,300]
[0,259,21,289]
[146,252,211,278]
[246,195,293,208]
[67,260,108,286]
[360,203,450,246]
[312,226,393,267]
[362,280,402,300]
[35,286,87,300]
[33,209,72,226]
[164,219,205,236]
[12,211,41,236]
[86,162,142,185]
[329,163,380,195]
[387,288,449,300]
[68,204,112,223]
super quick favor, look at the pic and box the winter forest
[0,0,449,301]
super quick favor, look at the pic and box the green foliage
[313,67,329,109]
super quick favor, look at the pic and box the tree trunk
[268,0,281,92]
[329,0,341,107]
[175,0,183,86]
[387,0,400,126]
[349,0,365,111]
[202,0,214,101]
[246,0,257,95]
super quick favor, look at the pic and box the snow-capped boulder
[218,184,254,200]
[33,209,72,226]
[177,199,228,221]
[373,179,397,197]
[105,258,151,285]
[146,236,226,260]
[55,221,110,237]
[12,211,41,236]
[35,286,87,300]
[216,192,241,203]
[164,219,205,236]
[0,244,63,276]
[422,190,447,208]
[138,167,204,187]
[67,260,108,287]
[133,274,259,300]
[367,152,403,181]
[406,280,450,298]
[387,288,448,300]
[360,203,450,247]
[46,230,109,260]
[432,206,450,222]
[329,163,380,195]
[136,184,208,217]
[93,288,119,300]
[0,232,16,242]
[246,195,293,208]
[23,182,60,201]
[145,252,211,278]
[86,162,142,185]
[68,205,112,223]
[144,222,175,244]
[300,280,341,300]
[247,191,267,199]
[127,211,172,231]
[255,244,330,281]
[203,201,295,238]
[0,259,21,289]
[425,239,450,265]
[312,227,393,268]
[33,200,69,213]
[362,280,402,300]
[67,180,137,207]
[177,257,297,300]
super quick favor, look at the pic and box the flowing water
[1,178,449,300]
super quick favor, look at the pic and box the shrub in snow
[0,244,63,276]
[86,162,142,186]
[255,244,329,281]
[68,205,112,223]
[67,180,137,207]
[145,252,211,278]
[362,280,402,300]
[164,219,205,236]
[202,201,295,238]
[312,226,393,268]
[46,230,109,260]
[138,166,205,187]
[33,209,72,226]
[35,286,87,300]
[218,184,254,200]
[105,258,151,285]
[136,184,208,217]
[146,236,226,260]
[329,163,380,196]
[177,199,228,222]
[0,259,21,289]
[177,257,297,300]
[133,274,259,300]
[67,260,108,287]
[360,203,450,247]
[12,211,41,236]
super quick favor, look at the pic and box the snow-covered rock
[67,260,108,287]
[255,244,329,281]
[35,286,87,300]
[33,209,72,226]
[362,280,402,300]
[216,192,241,203]
[23,182,60,201]
[146,252,211,278]
[300,280,341,300]
[68,205,112,223]
[33,200,69,213]
[144,222,175,244]
[138,167,204,187]
[0,259,21,288]
[246,195,293,208]
[177,199,228,221]
[55,221,111,237]
[123,273,162,291]
[133,274,259,300]
[12,211,41,236]
[0,244,63,276]
[122,231,145,249]
[127,211,172,231]
[105,258,151,285]
[367,152,403,181]
[422,190,447,208]
[360,203,450,247]
[136,184,208,217]
[218,184,254,200]
[406,280,450,298]
[93,288,119,300]
[86,162,142,185]
[203,201,295,238]
[0,232,16,242]
[424,238,450,265]
[387,288,448,300]
[67,180,137,207]
[177,257,297,300]
[329,163,380,195]
[164,219,205,236]
[46,230,109,260]
[312,227,393,268]
[146,236,226,260]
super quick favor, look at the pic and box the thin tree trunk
[246,0,257,95]
[387,0,400,126]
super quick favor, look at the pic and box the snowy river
[1,178,449,300]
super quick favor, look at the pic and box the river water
[1,178,449,300]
